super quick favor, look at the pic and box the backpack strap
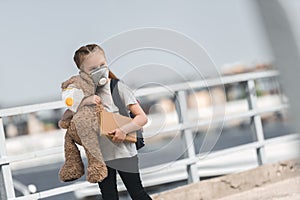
[110,79,129,117]
[109,78,145,150]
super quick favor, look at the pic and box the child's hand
[108,128,126,143]
[82,95,101,106]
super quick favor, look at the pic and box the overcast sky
[1,0,297,108]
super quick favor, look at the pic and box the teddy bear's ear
[61,76,78,89]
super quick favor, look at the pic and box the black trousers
[98,156,152,200]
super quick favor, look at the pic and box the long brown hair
[73,44,118,79]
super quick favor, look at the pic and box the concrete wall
[152,159,300,200]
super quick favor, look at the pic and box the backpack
[110,79,145,150]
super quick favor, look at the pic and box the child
[72,44,152,200]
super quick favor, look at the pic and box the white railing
[0,70,296,200]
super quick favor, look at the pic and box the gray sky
[0,0,278,108]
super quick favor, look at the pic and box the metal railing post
[246,80,267,165]
[175,90,199,183]
[0,118,15,199]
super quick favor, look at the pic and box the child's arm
[108,103,148,143]
[123,103,148,131]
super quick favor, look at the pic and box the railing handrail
[135,70,279,96]
[0,70,279,117]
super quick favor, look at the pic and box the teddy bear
[58,71,107,183]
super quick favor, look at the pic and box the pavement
[217,176,300,200]
[151,159,300,200]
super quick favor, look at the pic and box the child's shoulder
[115,80,135,96]
[112,79,127,87]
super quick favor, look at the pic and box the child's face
[80,50,107,74]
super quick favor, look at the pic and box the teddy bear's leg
[84,147,108,183]
[59,132,85,182]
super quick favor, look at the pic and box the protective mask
[90,66,109,86]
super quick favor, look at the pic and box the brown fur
[58,72,107,183]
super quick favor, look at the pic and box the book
[98,106,137,143]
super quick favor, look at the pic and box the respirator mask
[90,65,109,86]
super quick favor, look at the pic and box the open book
[98,104,137,143]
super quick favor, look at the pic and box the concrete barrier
[152,159,300,200]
